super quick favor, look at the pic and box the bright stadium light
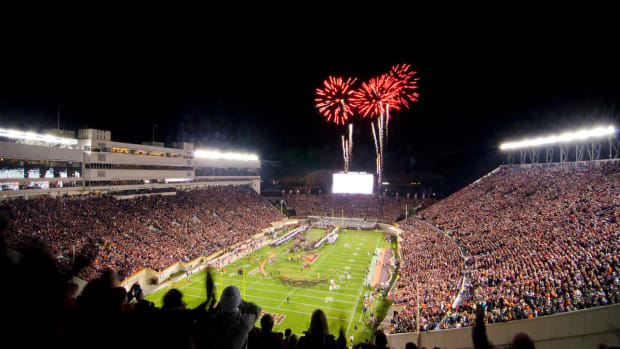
[194,149,259,161]
[500,126,616,150]
[0,128,78,145]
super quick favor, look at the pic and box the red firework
[315,76,358,125]
[351,74,401,118]
[389,63,420,109]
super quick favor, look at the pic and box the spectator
[392,161,620,332]
[298,309,338,349]
[286,193,420,222]
[194,285,261,349]
[473,305,535,349]
[371,329,389,349]
[253,314,287,349]
[1,186,284,281]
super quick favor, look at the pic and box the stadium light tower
[194,150,259,161]
[500,126,616,150]
[500,125,617,164]
[0,127,78,145]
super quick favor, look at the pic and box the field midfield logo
[260,311,286,324]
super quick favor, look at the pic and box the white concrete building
[0,127,261,199]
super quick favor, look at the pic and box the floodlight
[194,149,259,161]
[0,128,78,145]
[500,126,615,150]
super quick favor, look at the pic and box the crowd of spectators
[286,194,420,222]
[0,212,400,349]
[2,159,619,346]
[393,161,619,332]
[1,185,284,281]
[392,219,464,333]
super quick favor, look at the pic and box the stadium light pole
[152,124,157,143]
[405,205,408,222]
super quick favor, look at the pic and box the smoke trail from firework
[341,135,348,172]
[348,123,353,169]
[340,123,354,172]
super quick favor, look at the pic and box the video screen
[332,172,374,194]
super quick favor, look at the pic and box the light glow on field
[332,172,374,194]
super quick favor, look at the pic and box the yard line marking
[244,294,354,313]
[278,288,295,307]
[213,276,362,294]
[237,286,356,304]
[260,305,350,321]
[346,233,381,335]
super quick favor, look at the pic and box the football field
[146,229,394,342]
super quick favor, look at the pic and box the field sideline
[146,229,395,342]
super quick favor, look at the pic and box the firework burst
[314,76,358,125]
[351,74,401,118]
[389,63,420,109]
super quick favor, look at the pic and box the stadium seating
[2,160,618,347]
[286,194,421,222]
[392,160,620,332]
[1,186,284,281]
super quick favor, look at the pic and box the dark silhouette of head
[405,342,418,349]
[100,269,120,288]
[261,314,274,333]
[289,334,298,349]
[162,288,184,309]
[285,328,292,338]
[374,329,388,347]
[511,333,535,349]
[104,287,127,311]
[309,309,329,336]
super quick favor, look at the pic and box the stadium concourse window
[109,186,176,196]
[0,180,83,191]
[193,177,256,183]
[195,167,258,176]
[85,163,192,171]
[84,145,184,158]
[0,158,82,179]
[85,179,146,187]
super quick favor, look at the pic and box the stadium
[2,25,620,349]
[1,122,618,349]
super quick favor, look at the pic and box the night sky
[1,21,618,194]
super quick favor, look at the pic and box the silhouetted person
[287,334,299,349]
[336,327,347,349]
[473,305,535,349]
[370,329,389,349]
[298,309,338,349]
[253,314,286,349]
[157,288,204,349]
[284,328,293,346]
[195,285,260,349]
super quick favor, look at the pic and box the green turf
[146,229,394,343]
